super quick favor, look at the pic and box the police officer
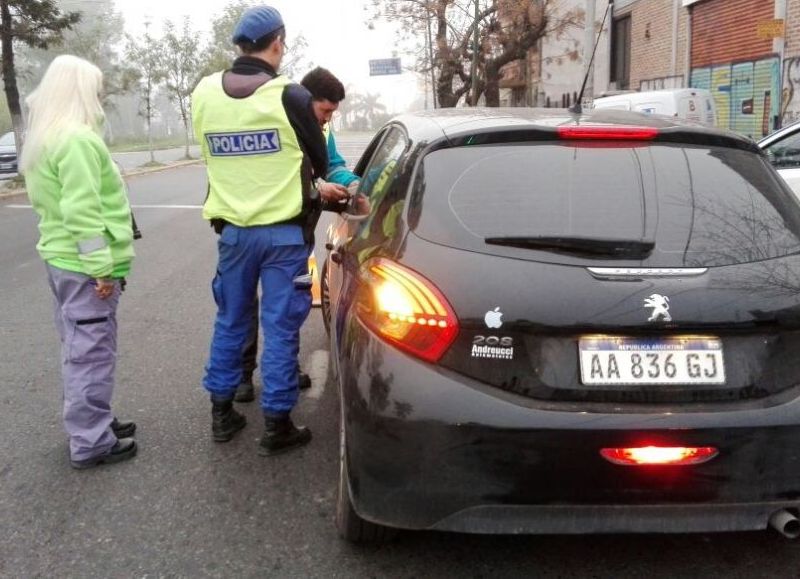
[233,67,364,405]
[192,5,348,455]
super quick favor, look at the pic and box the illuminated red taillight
[355,258,459,363]
[600,446,718,466]
[557,126,659,141]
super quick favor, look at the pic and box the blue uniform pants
[203,223,312,415]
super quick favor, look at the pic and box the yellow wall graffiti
[691,56,780,139]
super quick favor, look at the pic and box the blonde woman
[22,55,138,469]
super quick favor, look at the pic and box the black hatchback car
[322,108,800,543]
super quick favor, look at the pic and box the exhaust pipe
[769,509,800,539]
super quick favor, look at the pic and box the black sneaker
[71,438,138,470]
[258,416,312,456]
[111,417,136,438]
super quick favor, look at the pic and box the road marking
[5,204,202,209]
[304,349,329,400]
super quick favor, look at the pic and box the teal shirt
[326,131,359,187]
[25,127,134,278]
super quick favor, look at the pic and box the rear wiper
[484,236,655,259]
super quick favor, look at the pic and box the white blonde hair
[20,55,105,172]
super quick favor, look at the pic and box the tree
[369,0,581,108]
[160,18,200,159]
[199,0,313,81]
[17,0,136,112]
[338,90,389,131]
[126,23,165,164]
[0,0,80,156]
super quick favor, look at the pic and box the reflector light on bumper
[600,446,718,466]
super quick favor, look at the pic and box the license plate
[579,336,725,385]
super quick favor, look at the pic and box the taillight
[557,126,659,140]
[600,446,718,466]
[355,258,459,363]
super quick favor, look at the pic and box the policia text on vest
[206,129,282,157]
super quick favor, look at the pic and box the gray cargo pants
[46,264,120,461]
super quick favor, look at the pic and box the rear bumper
[338,322,800,534]
[429,503,800,535]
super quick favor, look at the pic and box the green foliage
[126,26,165,119]
[199,0,256,78]
[16,0,133,107]
[198,0,313,81]
[160,17,201,156]
[338,90,389,131]
[3,0,80,50]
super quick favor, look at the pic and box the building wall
[691,0,774,67]
[782,0,800,123]
[536,0,611,107]
[622,0,689,90]
[689,0,780,138]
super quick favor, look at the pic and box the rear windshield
[413,143,800,267]
[0,133,14,146]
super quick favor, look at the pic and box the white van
[592,88,717,126]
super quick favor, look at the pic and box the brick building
[498,0,610,108]
[781,0,800,123]
[611,0,689,91]
[610,0,788,138]
[499,0,797,139]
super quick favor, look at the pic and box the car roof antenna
[569,0,614,115]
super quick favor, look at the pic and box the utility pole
[470,0,480,106]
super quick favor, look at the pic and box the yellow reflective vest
[192,72,304,227]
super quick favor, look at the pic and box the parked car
[322,107,800,543]
[759,121,800,197]
[592,88,717,126]
[0,131,17,174]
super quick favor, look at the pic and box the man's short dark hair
[301,67,346,103]
[237,26,285,55]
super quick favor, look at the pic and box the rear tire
[336,411,397,543]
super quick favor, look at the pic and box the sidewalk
[0,157,202,200]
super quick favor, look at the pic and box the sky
[115,0,423,113]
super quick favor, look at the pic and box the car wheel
[321,258,331,336]
[335,410,397,543]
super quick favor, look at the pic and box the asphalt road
[2,148,800,578]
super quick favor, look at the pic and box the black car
[0,131,17,174]
[322,108,800,543]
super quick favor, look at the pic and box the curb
[123,159,202,178]
[0,159,203,200]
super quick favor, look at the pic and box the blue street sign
[369,58,402,76]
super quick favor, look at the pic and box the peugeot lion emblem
[643,294,671,322]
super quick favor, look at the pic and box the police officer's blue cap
[232,6,284,44]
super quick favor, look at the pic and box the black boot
[258,415,311,456]
[234,373,255,403]
[211,396,246,443]
[111,417,136,438]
